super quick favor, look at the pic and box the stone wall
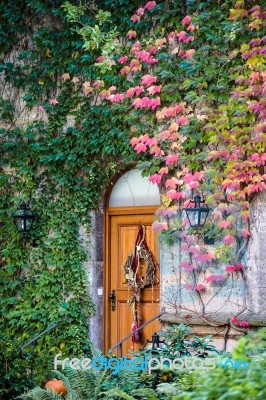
[82,210,104,350]
[159,191,266,350]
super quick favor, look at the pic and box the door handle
[109,289,116,312]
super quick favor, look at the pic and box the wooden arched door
[104,207,160,355]
[104,171,160,356]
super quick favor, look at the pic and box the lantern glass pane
[199,209,209,227]
[199,211,205,226]
[15,217,33,232]
[16,218,25,232]
[186,210,199,227]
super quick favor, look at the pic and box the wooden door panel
[117,302,159,355]
[105,209,160,356]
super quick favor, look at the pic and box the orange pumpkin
[44,379,67,397]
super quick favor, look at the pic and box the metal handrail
[110,308,166,357]
[20,318,66,384]
[20,320,63,352]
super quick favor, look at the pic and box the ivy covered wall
[0,0,137,397]
[0,0,265,398]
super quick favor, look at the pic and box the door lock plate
[109,289,116,312]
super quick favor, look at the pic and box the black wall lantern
[142,332,166,351]
[184,195,210,230]
[13,201,36,246]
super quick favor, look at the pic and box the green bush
[157,328,266,400]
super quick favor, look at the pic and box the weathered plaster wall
[245,190,266,321]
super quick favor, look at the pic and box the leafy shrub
[157,328,266,400]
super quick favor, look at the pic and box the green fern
[131,388,160,399]
[104,388,137,399]
[17,386,62,400]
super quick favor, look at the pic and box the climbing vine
[72,0,266,328]
[92,0,265,329]
[0,0,265,398]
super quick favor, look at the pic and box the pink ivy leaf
[149,97,161,110]
[140,96,151,107]
[136,7,145,16]
[184,49,195,58]
[166,190,185,200]
[182,15,191,25]
[188,245,201,255]
[120,66,131,75]
[179,231,188,239]
[165,177,179,189]
[194,252,215,263]
[127,30,137,40]
[185,235,195,244]
[134,143,147,154]
[184,36,194,44]
[132,97,142,108]
[62,73,70,81]
[239,321,249,327]
[92,80,104,88]
[131,14,141,23]
[147,85,162,95]
[240,229,250,238]
[196,284,206,291]
[141,74,157,86]
[96,55,105,62]
[177,31,187,42]
[158,167,168,176]
[150,145,163,156]
[231,316,249,327]
[185,283,196,290]
[206,274,225,283]
[152,220,168,231]
[180,261,196,271]
[223,235,235,245]
[126,88,136,98]
[148,173,162,184]
[135,86,145,96]
[108,93,124,103]
[146,137,158,147]
[225,264,245,272]
[144,1,156,11]
[118,56,129,64]
[49,98,58,106]
[188,181,200,189]
[180,243,189,251]
[130,137,140,147]
[165,154,178,165]
[177,115,189,125]
[155,207,177,217]
[187,24,196,32]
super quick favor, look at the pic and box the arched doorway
[104,169,161,355]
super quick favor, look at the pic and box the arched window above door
[109,169,160,207]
